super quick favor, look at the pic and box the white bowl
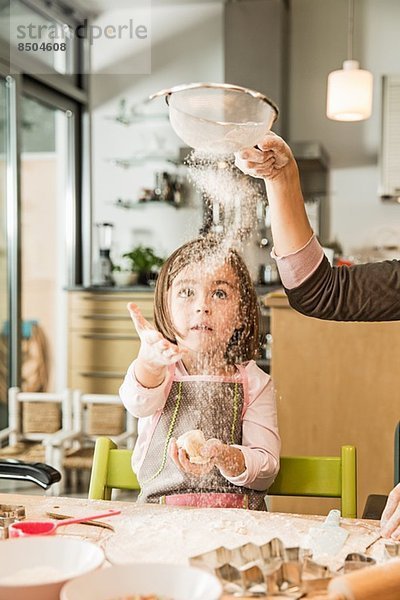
[113,271,138,286]
[61,562,222,600]
[0,537,104,600]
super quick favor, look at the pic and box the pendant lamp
[326,0,373,121]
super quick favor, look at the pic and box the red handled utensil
[8,508,121,537]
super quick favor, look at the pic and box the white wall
[91,3,224,265]
[290,0,400,254]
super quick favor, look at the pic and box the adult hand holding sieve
[234,131,293,181]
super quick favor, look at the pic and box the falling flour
[186,150,265,249]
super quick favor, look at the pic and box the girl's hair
[154,236,260,364]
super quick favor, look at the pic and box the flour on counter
[104,507,380,572]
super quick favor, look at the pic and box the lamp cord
[347,0,354,60]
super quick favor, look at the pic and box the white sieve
[149,83,279,154]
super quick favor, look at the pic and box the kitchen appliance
[0,459,61,490]
[93,223,114,287]
[149,82,278,154]
[259,262,280,284]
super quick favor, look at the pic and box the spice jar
[0,516,16,540]
[0,504,26,540]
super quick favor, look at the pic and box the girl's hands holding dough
[200,439,246,477]
[169,430,246,478]
[169,437,215,477]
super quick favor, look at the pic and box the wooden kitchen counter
[0,493,381,600]
[264,290,400,517]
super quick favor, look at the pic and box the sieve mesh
[165,85,278,154]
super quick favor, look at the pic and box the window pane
[0,0,76,76]
[0,77,8,425]
[20,94,70,391]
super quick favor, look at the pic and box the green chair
[268,445,357,518]
[88,436,139,500]
[89,438,357,518]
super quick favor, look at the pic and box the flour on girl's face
[168,259,241,367]
[161,151,263,374]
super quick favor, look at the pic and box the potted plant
[122,245,164,285]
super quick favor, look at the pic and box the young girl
[120,236,280,510]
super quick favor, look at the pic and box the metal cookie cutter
[190,537,328,598]
[343,552,376,573]
[0,504,26,540]
[301,557,332,595]
[384,540,400,559]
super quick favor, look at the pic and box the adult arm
[278,236,400,322]
[235,133,400,322]
[235,132,313,256]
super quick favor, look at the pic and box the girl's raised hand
[127,302,184,368]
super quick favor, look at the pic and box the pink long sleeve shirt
[120,359,280,491]
[272,234,324,289]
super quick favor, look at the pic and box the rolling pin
[326,559,400,600]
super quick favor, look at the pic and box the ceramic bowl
[0,536,104,600]
[61,562,222,600]
[112,271,138,286]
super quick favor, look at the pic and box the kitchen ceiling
[67,0,222,17]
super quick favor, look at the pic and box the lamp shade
[326,60,373,121]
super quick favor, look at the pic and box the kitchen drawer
[68,370,126,394]
[70,332,140,370]
[69,292,154,318]
[69,312,146,333]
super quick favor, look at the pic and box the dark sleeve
[285,255,400,322]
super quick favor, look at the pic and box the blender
[93,222,114,286]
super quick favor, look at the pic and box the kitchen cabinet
[68,290,154,394]
[68,288,274,387]
[265,291,400,517]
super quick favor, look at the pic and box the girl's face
[168,259,241,356]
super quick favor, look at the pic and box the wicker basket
[86,404,125,436]
[63,446,94,470]
[0,442,45,462]
[22,402,61,433]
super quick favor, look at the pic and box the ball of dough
[176,429,210,465]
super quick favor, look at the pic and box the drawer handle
[80,295,152,302]
[81,315,132,321]
[78,371,126,378]
[80,333,138,340]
